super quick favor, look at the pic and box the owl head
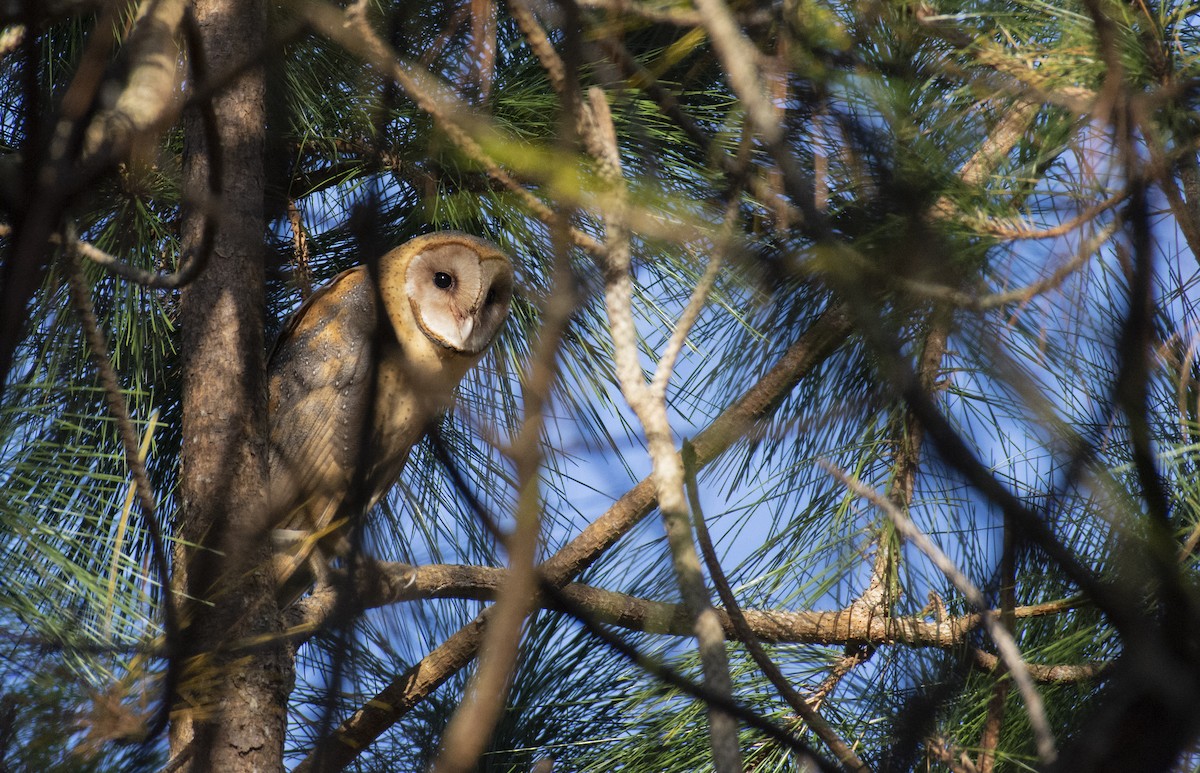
[377,232,514,363]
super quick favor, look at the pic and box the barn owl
[267,232,514,598]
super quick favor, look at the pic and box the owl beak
[458,315,476,343]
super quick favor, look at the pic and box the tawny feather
[266,232,513,597]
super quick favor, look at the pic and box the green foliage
[5,0,1200,770]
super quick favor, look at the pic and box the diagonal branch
[294,306,854,772]
[825,464,1058,766]
[686,444,870,772]
[588,85,742,772]
[430,184,577,773]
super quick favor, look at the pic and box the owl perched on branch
[267,232,514,599]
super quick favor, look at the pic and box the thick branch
[82,0,186,164]
[284,562,1102,685]
[296,307,854,771]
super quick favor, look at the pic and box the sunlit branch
[825,463,1059,766]
[589,84,742,772]
[0,23,23,59]
[808,644,872,709]
[294,305,854,771]
[285,200,313,300]
[973,190,1125,241]
[971,649,1107,684]
[650,238,726,399]
[81,0,186,164]
[280,561,1101,686]
[924,735,980,773]
[575,0,774,28]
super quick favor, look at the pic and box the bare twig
[589,85,742,772]
[650,241,725,398]
[63,234,179,743]
[294,306,854,772]
[926,735,980,773]
[686,444,869,772]
[807,645,872,709]
[973,190,1125,241]
[824,463,1058,765]
[285,199,313,299]
[971,649,1107,683]
[576,0,774,28]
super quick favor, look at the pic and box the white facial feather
[401,241,514,355]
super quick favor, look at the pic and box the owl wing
[267,266,379,541]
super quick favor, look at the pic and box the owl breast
[266,231,513,598]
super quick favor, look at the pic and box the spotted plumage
[267,232,513,596]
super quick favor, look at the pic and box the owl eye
[433,272,454,290]
[484,287,497,306]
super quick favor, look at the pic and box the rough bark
[169,0,289,770]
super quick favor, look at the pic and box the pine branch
[294,306,854,772]
[280,561,1102,685]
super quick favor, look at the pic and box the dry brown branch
[294,307,855,772]
[285,200,313,299]
[281,561,1101,685]
[971,649,1108,683]
[808,645,872,709]
[589,85,742,772]
[17,189,222,289]
[575,0,774,28]
[826,465,1058,765]
[431,186,576,773]
[0,222,205,289]
[816,306,953,718]
[973,190,1125,241]
[925,735,980,773]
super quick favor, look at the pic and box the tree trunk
[170,0,290,769]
